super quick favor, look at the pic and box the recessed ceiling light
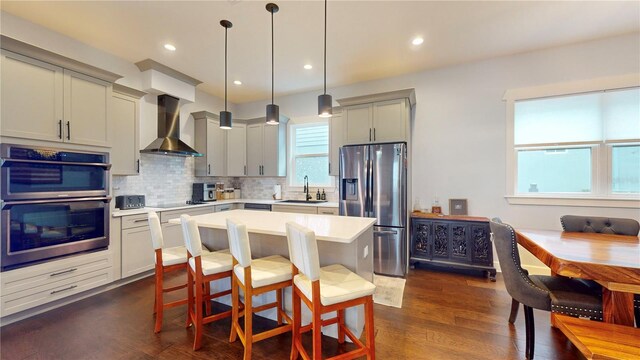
[304,64,313,70]
[411,37,424,46]
[164,43,176,51]
[233,80,242,85]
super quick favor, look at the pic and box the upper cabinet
[111,84,146,175]
[0,37,121,148]
[246,117,288,177]
[328,110,343,176]
[193,111,226,177]
[337,89,415,145]
[226,123,247,176]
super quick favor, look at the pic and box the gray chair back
[490,219,550,311]
[560,215,639,236]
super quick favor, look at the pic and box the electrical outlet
[363,245,369,258]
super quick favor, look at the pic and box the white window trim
[504,74,640,208]
[286,118,335,192]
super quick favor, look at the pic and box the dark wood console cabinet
[410,212,496,281]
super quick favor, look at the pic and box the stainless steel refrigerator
[339,142,407,277]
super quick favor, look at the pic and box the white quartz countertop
[168,209,374,244]
[112,199,338,217]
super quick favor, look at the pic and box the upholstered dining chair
[560,215,640,327]
[490,219,603,359]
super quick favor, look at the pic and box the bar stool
[148,211,211,333]
[180,214,233,350]
[285,222,376,360]
[226,218,293,360]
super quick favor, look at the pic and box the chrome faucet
[303,175,312,201]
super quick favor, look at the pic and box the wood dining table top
[516,229,640,289]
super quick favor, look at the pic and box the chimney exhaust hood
[140,94,202,157]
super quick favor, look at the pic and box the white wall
[238,33,640,272]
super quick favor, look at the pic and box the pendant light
[219,20,233,129]
[318,0,332,118]
[266,3,280,125]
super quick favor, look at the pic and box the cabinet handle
[133,219,148,223]
[374,128,376,141]
[328,162,331,174]
[369,128,372,142]
[58,120,63,139]
[208,164,211,175]
[137,159,140,173]
[50,268,77,277]
[244,165,247,175]
[51,285,77,295]
[66,121,71,140]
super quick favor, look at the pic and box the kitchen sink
[279,199,328,204]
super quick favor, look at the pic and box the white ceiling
[2,1,639,103]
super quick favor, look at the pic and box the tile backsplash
[112,154,338,205]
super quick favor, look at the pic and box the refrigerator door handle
[374,230,398,235]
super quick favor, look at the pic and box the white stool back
[148,211,164,250]
[226,219,252,267]
[285,222,321,281]
[180,215,203,257]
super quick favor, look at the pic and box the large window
[505,78,639,206]
[289,122,332,187]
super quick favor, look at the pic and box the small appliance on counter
[192,183,217,203]
[215,182,225,200]
[115,195,146,210]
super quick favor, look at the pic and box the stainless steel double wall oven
[1,144,111,271]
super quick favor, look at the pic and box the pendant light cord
[271,10,274,105]
[224,26,228,112]
[323,0,327,95]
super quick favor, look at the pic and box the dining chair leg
[524,305,535,359]
[154,267,164,333]
[337,309,345,344]
[365,296,376,360]
[229,274,239,343]
[509,298,520,324]
[244,286,253,360]
[290,288,301,360]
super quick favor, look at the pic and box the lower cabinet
[272,204,339,215]
[0,250,113,317]
[410,214,496,281]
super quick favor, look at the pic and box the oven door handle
[2,196,112,208]
[0,158,112,169]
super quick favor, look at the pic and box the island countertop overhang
[168,209,376,244]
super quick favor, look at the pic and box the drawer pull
[50,268,78,277]
[51,285,78,295]
[133,219,148,223]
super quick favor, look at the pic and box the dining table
[516,229,640,326]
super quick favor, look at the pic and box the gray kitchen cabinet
[1,49,114,147]
[193,111,226,177]
[245,116,288,177]
[159,206,214,250]
[337,89,415,145]
[120,214,153,278]
[328,110,343,176]
[111,84,145,175]
[226,122,247,176]
[272,204,319,215]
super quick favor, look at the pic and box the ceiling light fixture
[318,0,332,118]
[304,64,313,70]
[164,43,176,51]
[412,37,424,45]
[266,3,280,125]
[234,80,242,85]
[219,20,233,129]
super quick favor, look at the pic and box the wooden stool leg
[312,282,322,360]
[193,274,204,351]
[291,287,301,360]
[276,287,283,326]
[244,286,253,360]
[204,282,212,316]
[154,267,164,333]
[337,309,345,344]
[186,269,194,328]
[365,297,376,360]
[229,273,239,343]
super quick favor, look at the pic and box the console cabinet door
[450,223,471,263]
[431,222,450,260]
[471,224,492,266]
[411,219,431,259]
[1,50,64,142]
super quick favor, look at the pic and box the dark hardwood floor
[1,269,583,360]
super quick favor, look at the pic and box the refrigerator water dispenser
[342,179,359,201]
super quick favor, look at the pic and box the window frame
[504,74,640,208]
[287,119,334,190]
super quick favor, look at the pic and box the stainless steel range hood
[140,94,202,157]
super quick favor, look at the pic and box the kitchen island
[168,209,375,339]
